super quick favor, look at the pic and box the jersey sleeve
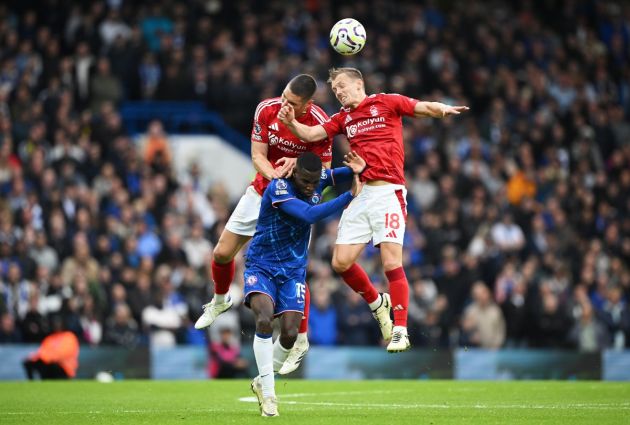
[278,192,354,224]
[308,139,333,165]
[251,102,270,144]
[269,179,296,207]
[384,93,419,117]
[330,166,353,185]
[321,113,344,139]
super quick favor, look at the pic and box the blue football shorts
[243,263,307,316]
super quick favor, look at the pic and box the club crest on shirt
[246,275,258,286]
[311,194,320,204]
[276,179,287,190]
[370,106,378,116]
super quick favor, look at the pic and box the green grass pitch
[0,380,628,424]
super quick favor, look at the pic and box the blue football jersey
[246,168,346,269]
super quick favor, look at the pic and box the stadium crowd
[0,0,629,353]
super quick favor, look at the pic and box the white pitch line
[237,396,630,410]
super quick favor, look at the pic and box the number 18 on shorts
[336,185,407,246]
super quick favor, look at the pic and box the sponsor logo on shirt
[345,116,386,139]
[268,133,307,153]
[344,115,352,124]
[269,122,279,131]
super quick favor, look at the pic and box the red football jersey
[322,93,418,185]
[250,97,332,195]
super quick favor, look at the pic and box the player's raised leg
[249,293,279,417]
[380,242,410,352]
[332,243,393,341]
[195,230,251,329]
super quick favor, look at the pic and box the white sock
[253,334,275,398]
[296,332,308,345]
[214,293,227,303]
[368,294,382,310]
[272,338,291,372]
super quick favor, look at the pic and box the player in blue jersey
[248,151,365,417]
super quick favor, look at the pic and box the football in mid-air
[329,18,366,55]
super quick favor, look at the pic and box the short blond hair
[327,67,364,84]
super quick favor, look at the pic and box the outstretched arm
[278,101,328,142]
[277,192,354,224]
[414,101,469,118]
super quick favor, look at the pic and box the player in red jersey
[195,74,332,373]
[279,67,469,352]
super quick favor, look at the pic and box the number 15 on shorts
[295,282,306,304]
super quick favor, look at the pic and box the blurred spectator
[141,265,188,347]
[460,282,506,349]
[22,315,79,380]
[208,327,249,378]
[182,220,212,270]
[0,312,22,343]
[337,288,380,346]
[599,286,630,349]
[308,284,337,346]
[142,120,171,172]
[103,303,140,349]
[490,212,525,256]
[569,301,609,353]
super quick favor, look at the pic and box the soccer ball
[329,18,366,55]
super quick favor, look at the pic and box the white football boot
[278,335,309,375]
[371,293,393,341]
[194,296,233,329]
[387,325,411,353]
[261,396,279,417]
[251,376,264,411]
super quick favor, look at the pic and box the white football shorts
[225,185,262,237]
[336,184,407,246]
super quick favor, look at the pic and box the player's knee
[212,245,232,264]
[255,316,273,335]
[382,259,403,272]
[331,256,351,273]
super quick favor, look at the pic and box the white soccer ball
[329,18,366,56]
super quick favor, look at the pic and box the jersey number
[295,282,306,303]
[384,213,400,229]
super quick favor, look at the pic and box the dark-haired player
[248,151,365,417]
[195,74,332,370]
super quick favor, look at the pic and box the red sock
[298,284,310,333]
[339,263,379,304]
[211,259,234,295]
[386,267,409,327]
